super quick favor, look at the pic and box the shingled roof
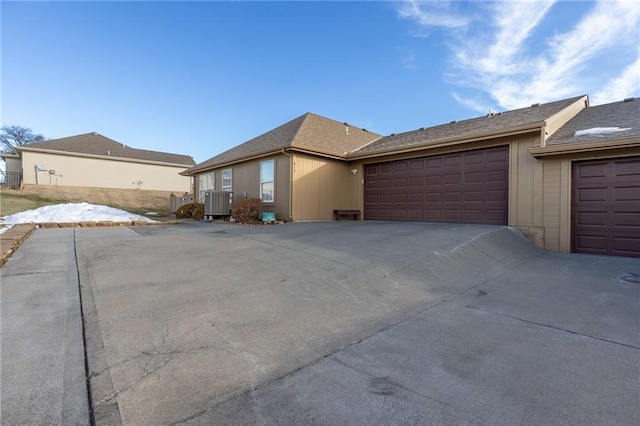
[18,132,195,166]
[352,95,587,156]
[184,113,382,174]
[545,97,639,146]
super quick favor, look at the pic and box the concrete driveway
[1,221,639,425]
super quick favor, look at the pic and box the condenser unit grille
[204,191,233,217]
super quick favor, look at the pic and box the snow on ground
[0,202,155,235]
[574,127,631,137]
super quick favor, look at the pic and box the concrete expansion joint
[73,228,98,426]
[460,303,640,350]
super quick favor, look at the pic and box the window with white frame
[222,169,232,192]
[260,160,274,202]
[198,172,215,202]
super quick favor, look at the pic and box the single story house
[181,95,639,258]
[1,132,195,192]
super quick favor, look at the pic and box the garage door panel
[487,190,507,201]
[444,156,462,167]
[486,170,508,183]
[577,163,608,179]
[408,176,424,187]
[425,175,442,186]
[443,209,462,221]
[612,237,640,255]
[464,152,484,165]
[365,146,508,226]
[465,171,485,184]
[613,160,640,177]
[612,211,640,227]
[487,149,509,162]
[575,211,608,227]
[393,161,408,172]
[465,191,484,202]
[573,157,640,257]
[576,187,608,202]
[408,193,424,203]
[409,159,425,170]
[614,186,640,201]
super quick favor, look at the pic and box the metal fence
[1,171,22,189]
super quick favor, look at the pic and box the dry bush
[191,203,205,220]
[176,203,195,218]
[231,198,262,222]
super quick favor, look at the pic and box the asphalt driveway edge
[74,229,123,426]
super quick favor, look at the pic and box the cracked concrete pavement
[1,221,639,425]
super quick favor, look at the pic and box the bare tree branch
[1,125,46,152]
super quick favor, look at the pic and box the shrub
[175,203,195,218]
[191,203,205,220]
[231,198,262,222]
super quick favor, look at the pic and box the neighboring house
[181,95,640,258]
[1,132,195,192]
[182,112,382,219]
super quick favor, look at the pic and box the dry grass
[1,184,176,217]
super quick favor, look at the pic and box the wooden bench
[333,209,361,221]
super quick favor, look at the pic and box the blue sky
[2,1,639,164]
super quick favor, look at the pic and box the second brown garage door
[364,146,509,225]
[572,157,640,258]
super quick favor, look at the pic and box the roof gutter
[347,122,544,160]
[530,137,640,158]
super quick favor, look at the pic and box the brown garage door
[364,146,509,225]
[572,158,640,258]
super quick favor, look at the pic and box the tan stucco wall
[21,151,192,192]
[194,154,291,220]
[291,153,356,221]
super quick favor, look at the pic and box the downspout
[281,148,293,221]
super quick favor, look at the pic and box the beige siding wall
[21,151,192,192]
[194,154,291,220]
[542,161,562,251]
[291,153,355,220]
[508,136,545,246]
[5,157,21,174]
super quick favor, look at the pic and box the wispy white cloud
[398,0,640,110]
[397,0,470,30]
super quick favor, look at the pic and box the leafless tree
[1,125,46,152]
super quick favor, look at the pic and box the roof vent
[449,120,457,124]
[390,133,396,136]
[531,103,540,107]
[623,97,635,102]
[93,132,98,135]
[420,127,425,130]
[362,128,368,132]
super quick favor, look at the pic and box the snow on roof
[0,202,155,234]
[574,127,632,137]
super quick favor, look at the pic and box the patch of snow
[574,127,632,137]
[145,212,159,216]
[0,202,155,235]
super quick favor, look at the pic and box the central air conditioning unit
[204,191,233,219]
